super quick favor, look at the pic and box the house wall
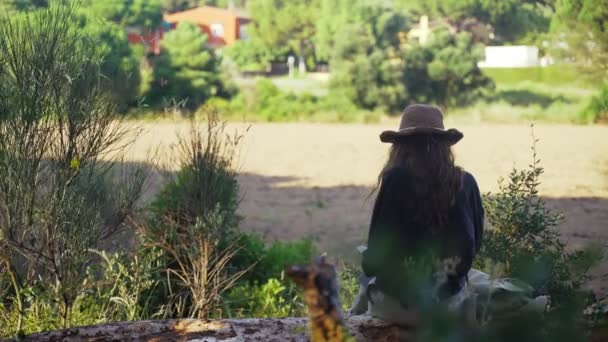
[164,7,249,48]
[478,46,540,68]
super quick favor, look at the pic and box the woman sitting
[353,104,484,323]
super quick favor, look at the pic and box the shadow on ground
[108,163,608,297]
[234,172,608,296]
[491,89,573,108]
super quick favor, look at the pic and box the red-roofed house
[163,6,250,48]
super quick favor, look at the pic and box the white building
[478,46,540,68]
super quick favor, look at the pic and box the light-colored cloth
[349,246,549,325]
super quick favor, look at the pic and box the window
[210,23,224,38]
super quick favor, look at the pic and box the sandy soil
[126,122,608,296]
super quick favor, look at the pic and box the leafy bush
[150,110,242,231]
[141,111,247,318]
[207,79,379,123]
[337,262,361,313]
[477,127,603,308]
[221,233,315,318]
[0,4,148,335]
[0,247,164,337]
[582,85,608,123]
[224,278,305,318]
[230,234,316,283]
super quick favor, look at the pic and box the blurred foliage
[551,0,608,126]
[0,0,48,14]
[582,85,608,123]
[80,0,163,30]
[315,0,411,62]
[403,29,495,109]
[247,0,317,58]
[330,25,494,112]
[477,127,604,318]
[206,79,380,123]
[0,3,146,335]
[552,0,608,79]
[147,22,234,110]
[223,40,280,72]
[395,0,554,44]
[224,278,305,317]
[81,14,142,112]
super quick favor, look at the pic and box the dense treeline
[1,0,606,119]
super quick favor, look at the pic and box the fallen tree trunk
[2,315,412,342]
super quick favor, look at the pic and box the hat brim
[380,127,463,145]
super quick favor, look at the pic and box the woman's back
[362,166,483,302]
[361,104,484,305]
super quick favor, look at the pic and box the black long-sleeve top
[362,167,484,302]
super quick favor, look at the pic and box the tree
[81,0,163,30]
[86,18,142,112]
[223,40,275,71]
[552,0,608,77]
[148,21,230,109]
[553,0,608,122]
[247,0,319,65]
[0,0,48,13]
[403,29,494,109]
[330,24,494,112]
[395,0,553,43]
[329,25,408,113]
[316,0,411,62]
[314,0,360,62]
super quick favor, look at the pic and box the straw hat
[380,104,463,145]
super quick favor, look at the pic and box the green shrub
[581,85,608,123]
[477,127,603,307]
[229,233,316,284]
[141,111,247,318]
[0,248,162,337]
[0,3,147,334]
[223,278,305,318]
[221,234,315,318]
[149,110,241,232]
[206,78,377,123]
[337,262,361,312]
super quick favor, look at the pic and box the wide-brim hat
[380,104,463,145]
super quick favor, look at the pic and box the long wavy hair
[374,135,463,234]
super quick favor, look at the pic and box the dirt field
[127,122,608,296]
